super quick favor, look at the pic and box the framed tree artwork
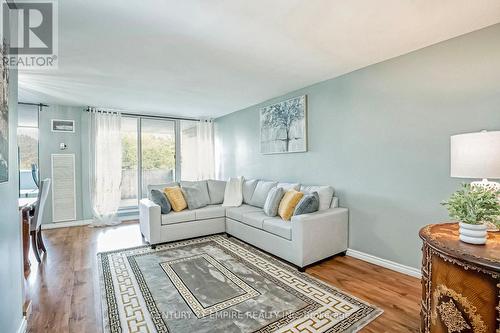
[0,40,9,183]
[260,95,307,154]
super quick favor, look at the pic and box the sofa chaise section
[225,202,347,269]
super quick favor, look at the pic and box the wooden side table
[419,223,500,333]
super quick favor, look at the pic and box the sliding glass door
[119,116,180,209]
[120,116,202,210]
[120,117,139,208]
[140,119,176,198]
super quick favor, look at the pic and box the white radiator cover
[51,154,76,222]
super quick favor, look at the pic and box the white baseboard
[17,317,27,333]
[41,219,93,230]
[41,216,138,230]
[120,214,139,221]
[346,248,421,278]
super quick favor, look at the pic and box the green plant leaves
[442,183,500,226]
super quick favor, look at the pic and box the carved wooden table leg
[21,207,31,278]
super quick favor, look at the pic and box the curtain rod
[85,107,201,122]
[19,102,49,107]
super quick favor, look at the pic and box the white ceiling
[18,0,500,118]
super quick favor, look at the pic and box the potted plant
[442,184,500,245]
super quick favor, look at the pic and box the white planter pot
[459,222,487,245]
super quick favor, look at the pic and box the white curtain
[196,118,215,180]
[89,109,122,226]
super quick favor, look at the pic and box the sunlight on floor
[95,222,145,253]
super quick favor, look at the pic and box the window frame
[119,115,197,211]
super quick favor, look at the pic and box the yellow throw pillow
[163,186,187,212]
[278,189,304,221]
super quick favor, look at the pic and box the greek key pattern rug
[97,235,382,333]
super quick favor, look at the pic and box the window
[18,103,40,198]
[120,117,139,208]
[140,119,176,198]
[119,116,188,209]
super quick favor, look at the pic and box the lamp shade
[450,131,500,179]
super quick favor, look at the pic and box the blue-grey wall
[39,105,93,224]
[0,17,24,333]
[215,24,500,269]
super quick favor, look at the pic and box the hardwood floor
[26,221,421,332]
[308,258,421,332]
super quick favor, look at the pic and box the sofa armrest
[291,207,348,267]
[139,198,161,244]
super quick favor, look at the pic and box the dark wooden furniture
[420,223,500,333]
[19,197,37,319]
[19,197,37,277]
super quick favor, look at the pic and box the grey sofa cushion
[181,180,210,205]
[242,179,259,204]
[294,192,320,216]
[150,189,171,214]
[263,218,292,240]
[250,180,278,208]
[161,210,196,225]
[181,185,209,210]
[239,211,267,229]
[207,179,226,204]
[300,185,334,211]
[147,182,178,199]
[277,182,300,191]
[226,204,262,221]
[194,205,226,219]
[263,187,284,217]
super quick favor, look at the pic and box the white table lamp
[450,130,500,191]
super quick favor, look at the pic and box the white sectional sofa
[139,179,348,270]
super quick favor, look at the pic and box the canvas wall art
[52,119,75,133]
[260,95,307,154]
[0,40,9,183]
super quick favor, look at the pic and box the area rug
[97,235,382,333]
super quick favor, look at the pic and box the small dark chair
[30,178,51,263]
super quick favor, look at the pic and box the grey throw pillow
[294,192,320,216]
[147,182,178,200]
[242,179,258,204]
[207,179,226,204]
[180,180,210,205]
[181,186,209,210]
[300,185,334,211]
[250,180,278,208]
[150,189,171,214]
[263,187,285,217]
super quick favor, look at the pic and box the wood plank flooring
[26,221,420,332]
